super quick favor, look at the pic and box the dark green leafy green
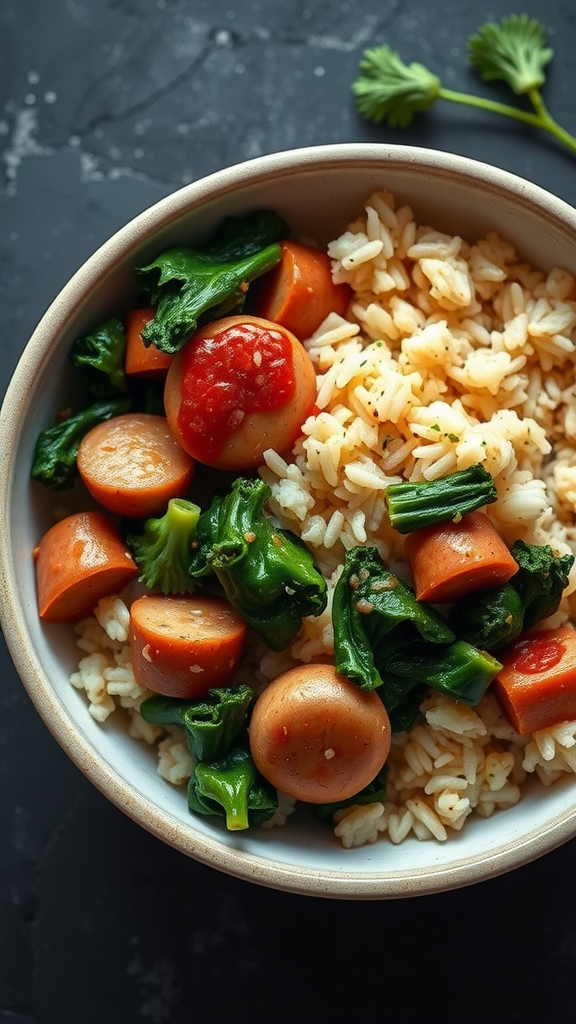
[30,396,131,490]
[189,477,327,651]
[449,541,575,652]
[449,582,525,652]
[137,210,288,354]
[70,317,127,397]
[332,545,454,691]
[140,684,254,763]
[385,640,502,708]
[333,546,501,713]
[509,540,574,631]
[385,463,497,534]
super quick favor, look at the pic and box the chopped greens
[332,545,454,693]
[450,541,575,651]
[31,396,131,490]
[31,316,164,490]
[137,210,288,354]
[70,317,127,397]
[385,463,497,534]
[140,684,254,763]
[333,546,502,722]
[189,477,328,651]
[509,540,574,631]
[141,685,276,830]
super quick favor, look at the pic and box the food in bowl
[27,178,576,853]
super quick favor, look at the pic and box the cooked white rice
[70,189,576,847]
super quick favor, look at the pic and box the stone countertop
[1,2,575,1021]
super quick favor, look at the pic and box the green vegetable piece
[188,744,277,830]
[386,639,502,707]
[30,396,132,490]
[127,497,201,595]
[509,540,574,631]
[449,582,525,653]
[385,463,497,534]
[468,13,553,95]
[70,317,127,397]
[314,765,388,825]
[332,545,454,691]
[189,477,327,651]
[136,210,288,355]
[378,678,428,735]
[140,684,254,763]
[352,44,440,127]
[351,17,576,158]
[185,492,225,580]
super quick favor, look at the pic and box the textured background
[1,2,575,1021]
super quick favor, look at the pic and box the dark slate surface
[1,2,575,1021]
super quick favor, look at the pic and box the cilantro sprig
[352,14,576,157]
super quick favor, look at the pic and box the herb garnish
[352,14,576,157]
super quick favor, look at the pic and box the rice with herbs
[71,189,576,848]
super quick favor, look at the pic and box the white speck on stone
[44,91,57,104]
[24,93,36,105]
[2,107,50,194]
[214,29,232,45]
[27,70,40,85]
[126,954,180,1024]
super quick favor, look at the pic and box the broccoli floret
[385,463,498,534]
[31,396,131,490]
[127,498,201,595]
[136,210,288,354]
[187,743,278,830]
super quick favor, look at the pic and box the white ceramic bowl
[2,143,576,899]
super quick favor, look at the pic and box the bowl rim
[2,141,576,899]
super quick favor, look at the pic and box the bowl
[2,142,576,900]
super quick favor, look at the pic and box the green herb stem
[438,86,576,156]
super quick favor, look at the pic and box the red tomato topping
[176,319,296,463]
[511,636,565,675]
